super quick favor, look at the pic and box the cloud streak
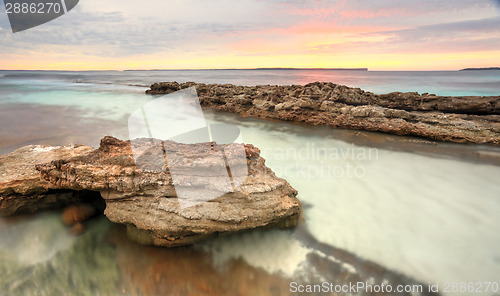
[0,0,499,70]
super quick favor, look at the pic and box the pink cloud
[338,8,411,19]
[279,1,412,20]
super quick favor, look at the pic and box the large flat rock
[32,136,301,247]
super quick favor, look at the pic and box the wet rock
[108,225,296,296]
[148,82,181,95]
[69,222,85,236]
[147,82,500,145]
[62,204,96,226]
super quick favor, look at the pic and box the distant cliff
[460,67,500,71]
[255,68,368,71]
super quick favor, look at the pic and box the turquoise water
[2,69,500,96]
[1,70,500,295]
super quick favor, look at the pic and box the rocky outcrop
[0,144,102,215]
[147,82,500,145]
[0,136,301,247]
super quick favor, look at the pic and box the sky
[0,0,499,70]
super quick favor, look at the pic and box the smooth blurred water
[226,115,500,285]
[1,70,499,295]
[1,69,500,96]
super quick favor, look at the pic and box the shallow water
[1,70,499,295]
[205,111,500,286]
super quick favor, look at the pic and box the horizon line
[0,67,483,72]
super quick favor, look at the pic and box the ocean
[1,70,499,295]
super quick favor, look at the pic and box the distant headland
[125,68,368,71]
[255,67,368,71]
[459,67,500,71]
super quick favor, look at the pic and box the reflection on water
[1,71,499,295]
[108,225,296,296]
[0,213,441,296]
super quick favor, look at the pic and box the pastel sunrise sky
[1,0,500,70]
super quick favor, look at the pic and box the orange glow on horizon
[1,49,500,71]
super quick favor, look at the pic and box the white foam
[199,229,312,278]
[0,214,76,266]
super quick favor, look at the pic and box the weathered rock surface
[30,136,301,247]
[0,144,100,215]
[147,82,500,145]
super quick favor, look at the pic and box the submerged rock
[0,136,301,247]
[62,204,97,226]
[108,226,298,296]
[147,82,500,145]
